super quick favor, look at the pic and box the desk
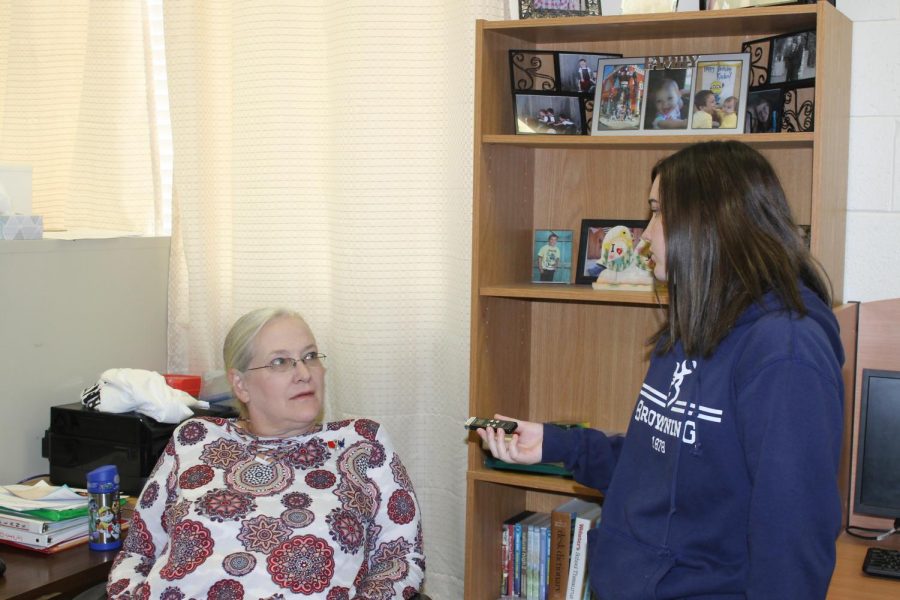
[0,544,116,600]
[828,534,900,599]
[0,533,896,599]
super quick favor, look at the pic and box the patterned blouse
[107,417,425,599]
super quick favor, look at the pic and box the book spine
[565,518,589,600]
[549,510,572,600]
[514,521,524,597]
[501,521,510,596]
[539,523,550,600]
[0,513,50,534]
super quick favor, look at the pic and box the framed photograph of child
[514,93,584,135]
[575,219,648,285]
[688,54,749,133]
[533,229,573,284]
[745,86,783,133]
[590,59,646,134]
[559,52,622,94]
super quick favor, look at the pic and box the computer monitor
[853,369,900,519]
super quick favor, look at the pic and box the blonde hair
[223,307,309,419]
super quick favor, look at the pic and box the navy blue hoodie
[543,285,844,599]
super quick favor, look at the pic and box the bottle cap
[86,464,119,493]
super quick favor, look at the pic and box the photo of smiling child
[643,69,690,131]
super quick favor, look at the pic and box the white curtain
[163,2,506,597]
[0,0,162,234]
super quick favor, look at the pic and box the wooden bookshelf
[464,2,852,597]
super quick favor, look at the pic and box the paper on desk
[0,480,87,511]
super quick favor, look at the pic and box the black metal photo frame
[741,29,816,87]
[518,0,601,19]
[744,80,814,134]
[510,49,621,135]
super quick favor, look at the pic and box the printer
[42,402,237,495]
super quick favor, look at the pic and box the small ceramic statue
[591,225,654,290]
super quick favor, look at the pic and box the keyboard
[862,547,900,580]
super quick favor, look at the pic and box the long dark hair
[650,140,831,357]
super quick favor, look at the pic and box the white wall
[840,0,900,302]
[0,237,169,483]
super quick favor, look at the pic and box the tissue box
[0,215,43,240]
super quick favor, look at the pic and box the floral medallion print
[305,469,336,489]
[160,587,185,600]
[280,508,314,529]
[140,481,160,509]
[387,489,416,525]
[108,579,130,596]
[281,492,311,509]
[207,579,244,600]
[164,437,176,456]
[403,586,419,599]
[225,458,293,496]
[201,439,246,470]
[178,420,208,445]
[334,441,384,518]
[355,538,412,599]
[267,535,335,594]
[325,507,365,554]
[123,513,156,557]
[327,587,350,600]
[196,488,256,522]
[223,552,257,576]
[237,514,291,554]
[327,420,352,431]
[134,581,151,600]
[354,419,380,441]
[283,437,330,470]
[159,520,214,580]
[390,454,413,492]
[135,557,154,576]
[180,465,215,489]
[163,498,191,533]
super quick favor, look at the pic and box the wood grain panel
[847,298,900,532]
[529,302,663,432]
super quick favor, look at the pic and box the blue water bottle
[87,464,122,551]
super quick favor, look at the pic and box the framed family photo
[575,219,648,285]
[514,93,584,134]
[533,229,573,284]
[591,53,749,136]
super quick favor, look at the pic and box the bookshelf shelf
[465,3,851,597]
[480,283,667,305]
[483,132,814,149]
[468,469,603,500]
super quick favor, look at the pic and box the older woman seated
[107,307,425,599]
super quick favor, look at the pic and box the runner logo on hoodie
[635,360,722,447]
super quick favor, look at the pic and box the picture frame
[575,219,648,285]
[514,93,585,135]
[702,0,828,9]
[741,30,816,86]
[510,49,623,135]
[744,80,815,133]
[591,53,749,136]
[533,229,574,284]
[518,0,601,19]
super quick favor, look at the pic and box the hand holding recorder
[470,414,543,465]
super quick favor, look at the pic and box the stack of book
[0,480,94,553]
[498,498,602,600]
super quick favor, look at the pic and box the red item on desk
[163,374,202,398]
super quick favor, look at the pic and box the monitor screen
[854,369,900,519]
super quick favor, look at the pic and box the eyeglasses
[246,352,327,373]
